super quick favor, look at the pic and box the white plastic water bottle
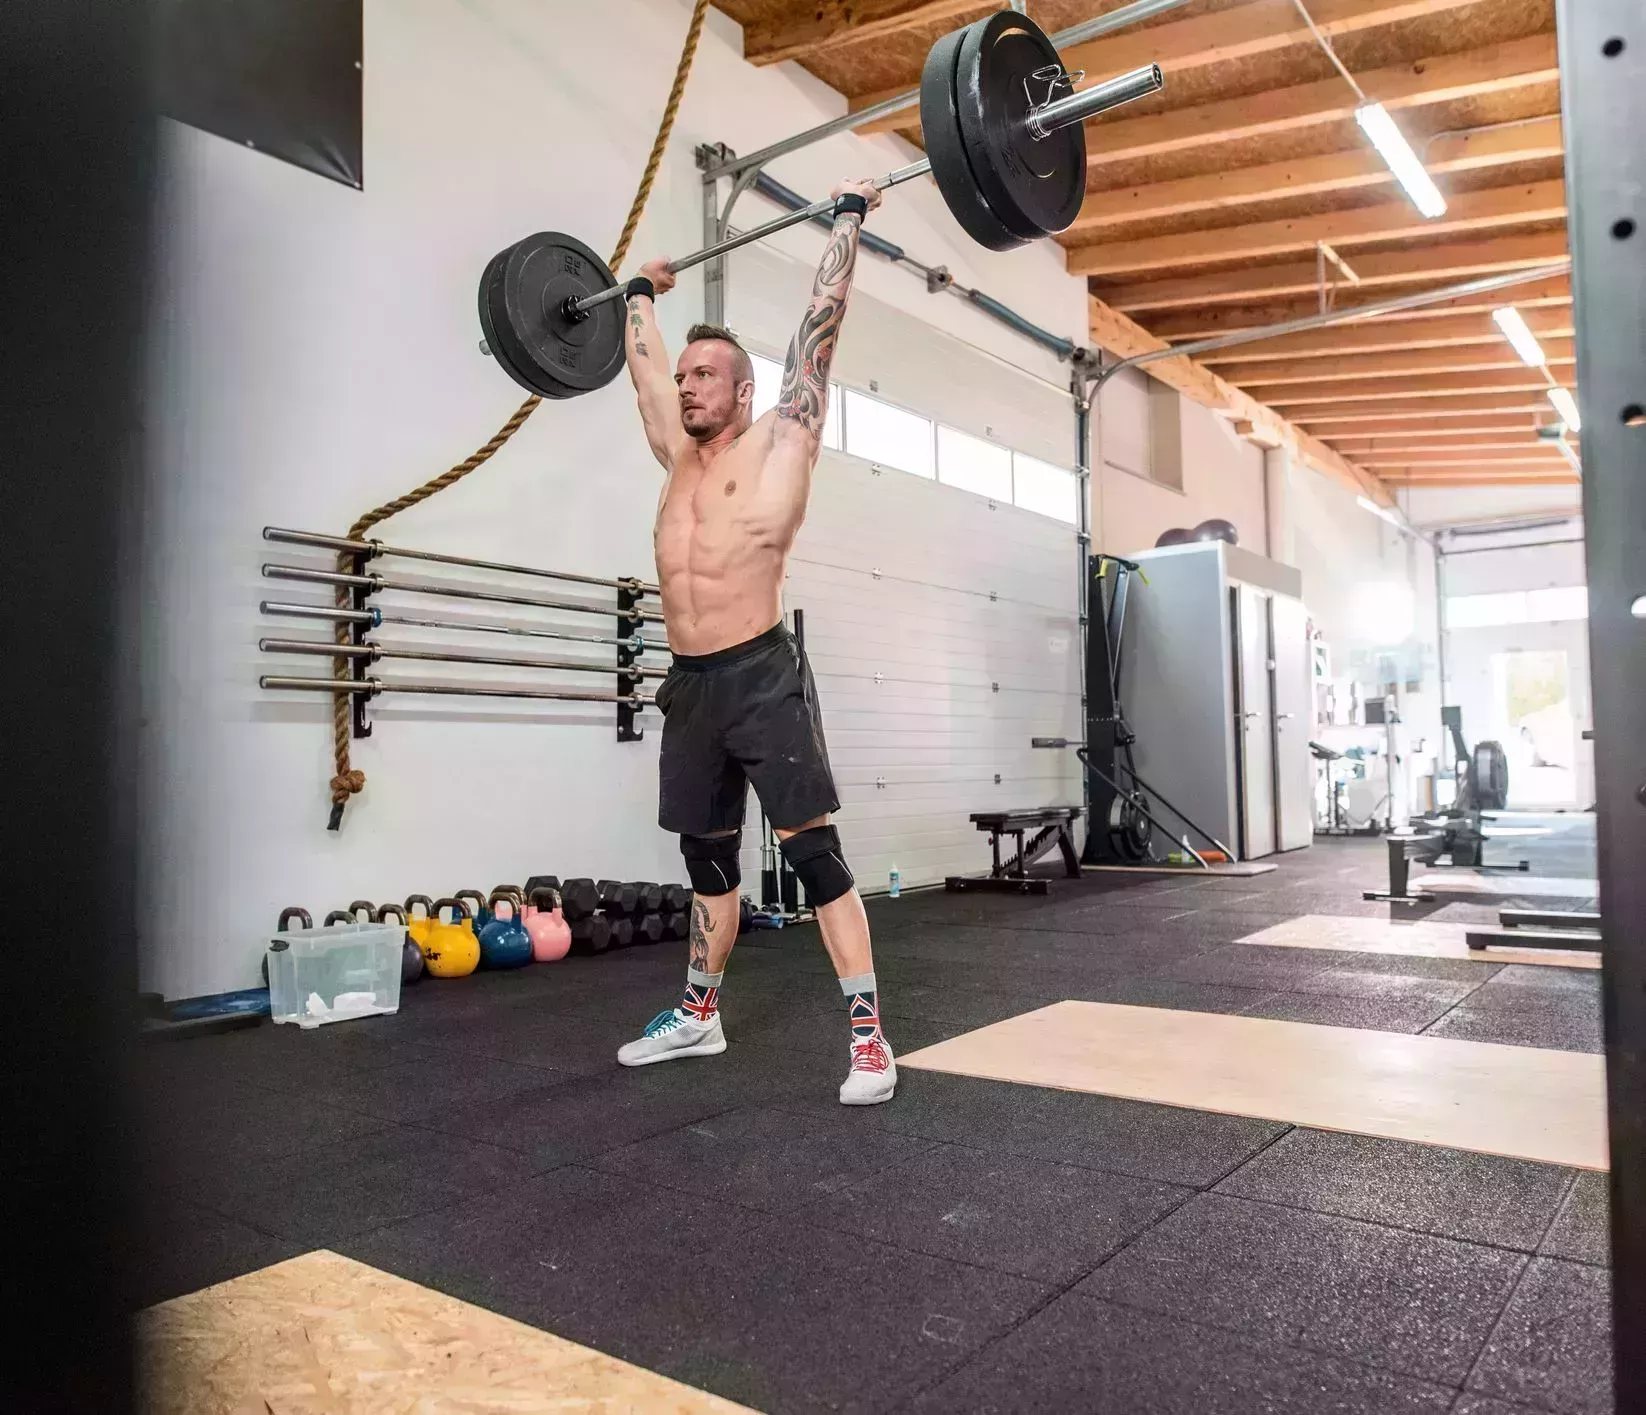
[888,864,901,898]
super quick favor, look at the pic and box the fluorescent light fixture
[1491,306,1546,366]
[1547,386,1582,430]
[1355,103,1446,218]
[1557,438,1581,473]
[1357,494,1402,527]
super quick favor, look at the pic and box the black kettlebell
[347,898,376,922]
[376,902,423,985]
[263,905,312,985]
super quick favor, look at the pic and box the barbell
[478,8,1163,401]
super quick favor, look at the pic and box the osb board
[1237,912,1600,969]
[138,1250,758,1415]
[901,1000,1609,1169]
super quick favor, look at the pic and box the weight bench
[945,807,1082,895]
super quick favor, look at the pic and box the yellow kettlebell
[404,894,435,949]
[421,897,480,979]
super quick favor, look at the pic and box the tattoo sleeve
[689,897,713,972]
[777,213,861,438]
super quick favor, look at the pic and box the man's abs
[654,439,804,655]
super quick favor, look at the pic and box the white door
[1235,585,1277,859]
[1271,594,1313,851]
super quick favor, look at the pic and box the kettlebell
[525,887,572,963]
[347,899,375,922]
[478,889,533,969]
[404,894,435,949]
[324,909,353,927]
[264,906,313,984]
[421,897,480,979]
[455,888,488,940]
[376,902,423,985]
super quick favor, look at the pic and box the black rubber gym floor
[134,837,1612,1413]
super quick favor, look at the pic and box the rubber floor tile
[585,1105,936,1215]
[569,1214,1050,1414]
[1539,1173,1610,1267]
[294,1049,569,1128]
[1242,990,1462,1034]
[1423,1005,1603,1054]
[131,1192,307,1309]
[184,1122,548,1247]
[905,1291,1456,1415]
[779,1068,1284,1187]
[1466,1258,1614,1414]
[1215,1129,1571,1251]
[1078,1191,1526,1384]
[793,1141,1189,1283]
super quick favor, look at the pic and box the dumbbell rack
[256,526,668,743]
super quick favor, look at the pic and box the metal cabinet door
[1271,594,1313,851]
[1234,584,1277,860]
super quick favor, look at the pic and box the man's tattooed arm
[776,212,862,440]
[625,294,681,467]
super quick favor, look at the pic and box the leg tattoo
[689,897,712,973]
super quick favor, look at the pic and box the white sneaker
[840,1035,897,1105]
[616,1008,727,1067]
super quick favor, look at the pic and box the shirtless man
[613,179,895,1105]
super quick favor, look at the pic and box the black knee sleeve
[779,825,855,907]
[680,832,742,896]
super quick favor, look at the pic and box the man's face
[676,340,750,441]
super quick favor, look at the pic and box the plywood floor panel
[1237,913,1600,969]
[902,1002,1607,1171]
[138,1249,757,1415]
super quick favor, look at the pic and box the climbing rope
[326,0,710,829]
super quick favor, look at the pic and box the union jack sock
[839,971,884,1043]
[680,966,722,1023]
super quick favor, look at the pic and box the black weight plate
[956,10,1086,242]
[478,247,569,399]
[919,22,1026,253]
[481,231,623,399]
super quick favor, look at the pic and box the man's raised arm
[775,179,883,445]
[625,258,683,468]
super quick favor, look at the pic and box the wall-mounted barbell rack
[257,526,667,742]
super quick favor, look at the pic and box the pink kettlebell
[525,887,572,962]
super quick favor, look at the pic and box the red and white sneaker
[840,1035,896,1105]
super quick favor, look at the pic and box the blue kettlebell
[478,888,532,969]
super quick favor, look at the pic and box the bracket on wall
[346,549,373,740]
[616,580,646,742]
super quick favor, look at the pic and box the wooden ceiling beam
[1354,452,1573,466]
[1083,294,1389,504]
[1378,470,1579,484]
[1255,368,1576,405]
[1145,275,1571,340]
[1200,309,1575,363]
[1327,427,1550,450]
[1221,339,1575,385]
[1067,117,1562,235]
[850,0,1516,137]
[741,0,981,68]
[1070,181,1565,276]
[1100,233,1569,311]
[1295,395,1557,422]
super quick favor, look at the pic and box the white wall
[141,0,1096,1000]
[1401,484,1584,530]
[1090,368,1269,557]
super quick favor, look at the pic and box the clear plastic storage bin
[266,919,404,1028]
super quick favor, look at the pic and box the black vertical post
[1081,556,1120,865]
[616,583,643,742]
[349,552,373,740]
[1556,1,1646,1403]
[2,0,151,1409]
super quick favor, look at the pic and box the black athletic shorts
[655,622,840,836]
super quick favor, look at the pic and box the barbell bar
[259,675,652,707]
[566,63,1161,320]
[259,636,670,680]
[478,10,1164,401]
[261,561,668,624]
[259,599,665,655]
[262,526,660,597]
